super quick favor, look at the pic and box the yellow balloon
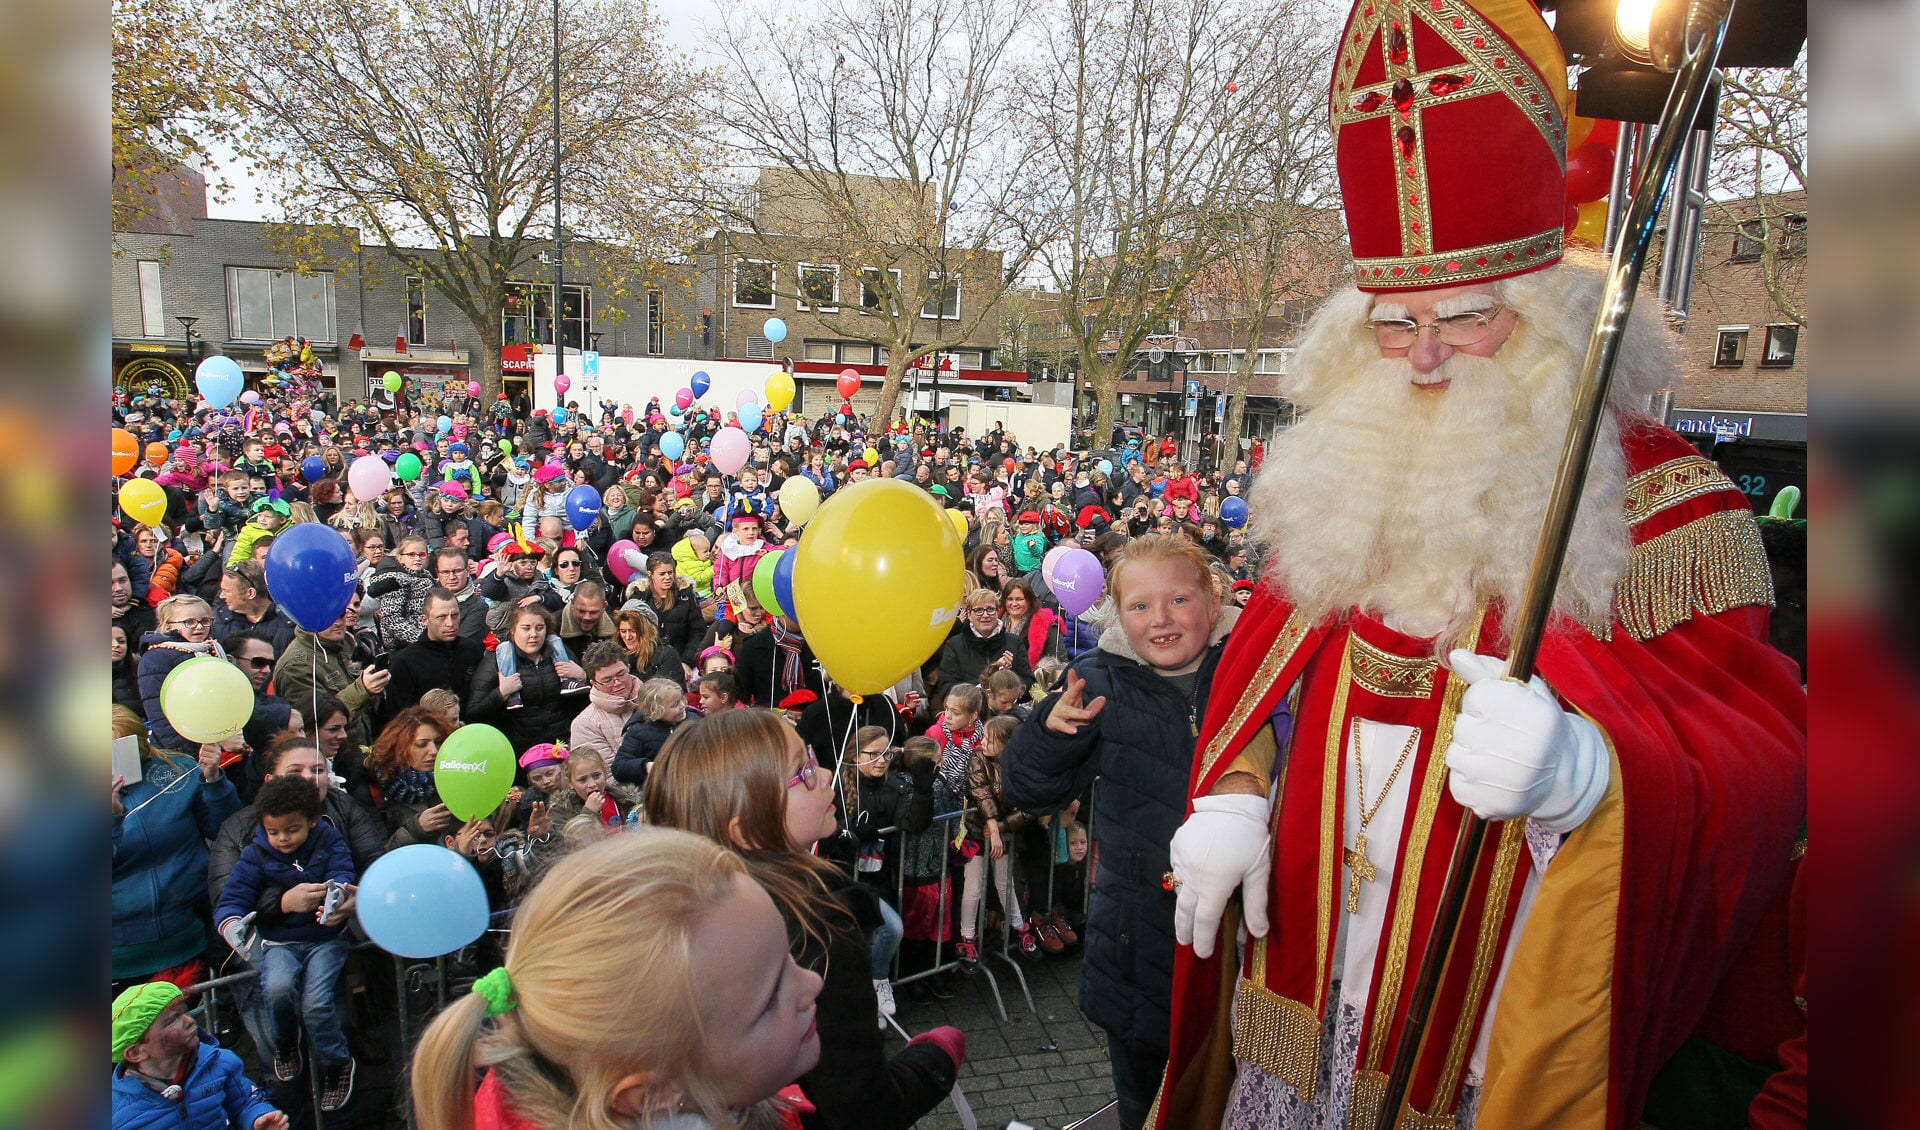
[159,655,254,743]
[766,371,796,412]
[863,447,881,468]
[792,478,965,695]
[1572,198,1609,246]
[947,507,969,540]
[118,477,168,527]
[779,475,820,526]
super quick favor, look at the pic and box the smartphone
[367,651,391,672]
[319,880,346,921]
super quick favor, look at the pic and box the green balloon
[752,549,786,618]
[383,371,402,393]
[433,723,517,821]
[395,452,423,481]
[498,439,514,457]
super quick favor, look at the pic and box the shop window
[227,267,337,343]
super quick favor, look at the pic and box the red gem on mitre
[1331,0,1567,291]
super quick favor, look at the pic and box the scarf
[771,621,804,702]
[383,767,439,805]
[935,720,980,795]
[589,685,635,716]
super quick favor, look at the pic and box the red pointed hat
[1331,0,1570,290]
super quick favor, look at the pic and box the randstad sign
[1666,409,1806,444]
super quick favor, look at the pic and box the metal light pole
[551,0,565,393]
[177,315,199,372]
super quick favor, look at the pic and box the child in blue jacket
[211,776,359,1110]
[111,980,285,1130]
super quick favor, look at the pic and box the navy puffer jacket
[1001,611,1232,1054]
[135,632,223,753]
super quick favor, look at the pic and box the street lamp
[176,315,199,370]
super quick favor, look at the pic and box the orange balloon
[111,428,138,476]
[145,441,170,466]
[1571,199,1609,247]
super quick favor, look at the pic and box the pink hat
[434,480,469,500]
[487,532,515,555]
[532,462,566,484]
[518,742,569,771]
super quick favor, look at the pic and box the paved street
[888,950,1119,1129]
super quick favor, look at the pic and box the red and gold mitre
[1331,0,1570,290]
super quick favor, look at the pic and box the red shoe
[1015,924,1040,957]
[955,937,979,967]
[1049,909,1079,947]
[1034,915,1066,955]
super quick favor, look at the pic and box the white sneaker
[873,978,897,1025]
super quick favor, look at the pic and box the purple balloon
[1051,548,1106,618]
[1040,545,1072,591]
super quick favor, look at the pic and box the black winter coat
[734,628,825,708]
[379,634,486,729]
[1001,637,1225,1054]
[932,625,1034,705]
[641,587,707,666]
[610,715,676,786]
[465,645,586,752]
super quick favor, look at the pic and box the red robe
[1152,419,1806,1129]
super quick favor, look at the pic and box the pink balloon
[347,454,393,502]
[1041,545,1073,591]
[622,408,635,425]
[554,374,571,396]
[710,427,751,476]
[674,388,695,410]
[736,388,760,409]
[467,380,481,396]
[606,539,641,586]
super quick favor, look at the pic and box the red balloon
[1584,118,1620,151]
[1225,81,1239,93]
[1564,200,1581,236]
[1565,142,1614,205]
[836,368,861,400]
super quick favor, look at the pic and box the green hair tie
[472,968,516,1017]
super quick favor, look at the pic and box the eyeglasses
[1367,305,1508,349]
[967,606,999,617]
[240,656,273,669]
[174,617,213,629]
[555,560,582,570]
[856,747,897,764]
[591,671,631,690]
[398,550,428,559]
[785,749,820,791]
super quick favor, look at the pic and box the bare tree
[1706,55,1808,327]
[1011,0,1331,446]
[112,0,236,246]
[700,0,1035,426]
[221,0,710,397]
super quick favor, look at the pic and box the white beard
[1246,256,1668,651]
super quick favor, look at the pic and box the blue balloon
[659,431,686,461]
[565,484,603,531]
[836,413,847,425]
[264,522,358,631]
[1098,459,1114,476]
[550,406,568,424]
[737,401,764,433]
[689,371,711,397]
[763,317,788,343]
[356,845,489,958]
[194,356,245,409]
[436,415,453,433]
[1219,496,1249,529]
[772,547,798,627]
[301,456,327,483]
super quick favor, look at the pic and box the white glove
[1170,793,1272,960]
[1444,650,1608,834]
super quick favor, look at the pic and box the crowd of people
[110,371,1265,1128]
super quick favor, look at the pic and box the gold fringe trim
[1347,1069,1389,1130]
[1614,509,1775,642]
[1401,1106,1464,1130]
[1233,982,1325,1101]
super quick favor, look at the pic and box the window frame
[860,267,904,316]
[921,271,960,321]
[646,290,665,355]
[796,263,840,312]
[405,276,427,346]
[501,281,591,350]
[732,258,776,310]
[225,266,338,344]
[1712,326,1750,368]
[1759,323,1799,369]
[137,260,166,338]
[802,340,838,363]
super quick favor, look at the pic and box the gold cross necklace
[1343,723,1420,914]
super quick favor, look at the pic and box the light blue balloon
[550,406,568,424]
[763,317,788,343]
[659,431,685,460]
[436,415,453,433]
[194,356,245,409]
[737,401,764,432]
[1098,459,1113,476]
[356,844,489,958]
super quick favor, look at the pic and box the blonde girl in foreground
[410,826,823,1130]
